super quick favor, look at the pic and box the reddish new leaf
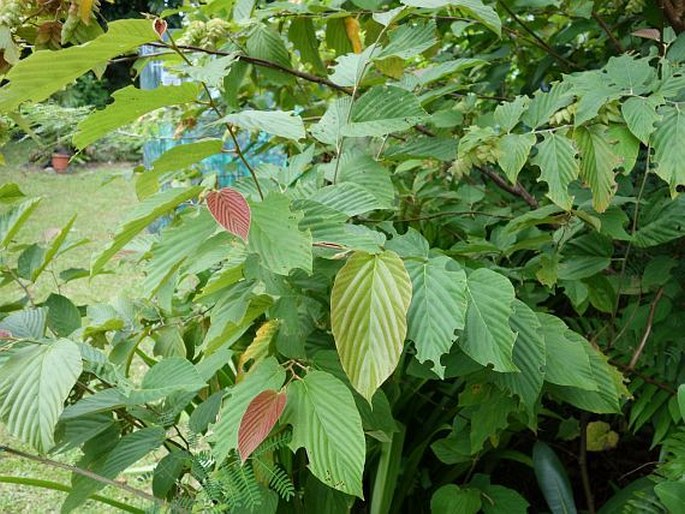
[238,389,287,462]
[206,188,251,242]
[0,329,12,339]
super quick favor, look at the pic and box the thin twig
[579,413,596,514]
[593,11,624,53]
[162,36,265,199]
[396,210,512,222]
[477,166,539,208]
[628,287,665,370]
[611,360,677,394]
[8,269,36,307]
[497,0,578,70]
[0,445,164,507]
[147,42,351,94]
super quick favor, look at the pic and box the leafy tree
[1,1,685,513]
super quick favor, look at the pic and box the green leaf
[185,54,237,88]
[655,480,685,513]
[431,484,481,514]
[144,208,218,295]
[405,255,467,378]
[331,250,412,402]
[60,389,127,420]
[494,96,529,133]
[492,300,546,410]
[288,17,326,74]
[151,139,223,174]
[284,370,365,497]
[678,384,685,421]
[17,244,44,281]
[480,483,529,514]
[400,0,501,36]
[91,186,202,275]
[532,132,579,210]
[0,20,157,113]
[0,182,24,204]
[73,83,200,149]
[331,151,396,209]
[246,26,294,85]
[210,357,285,464]
[152,450,190,499]
[496,133,536,184]
[0,308,48,339]
[329,45,378,87]
[188,390,223,434]
[64,427,166,512]
[31,214,76,282]
[378,19,437,59]
[221,110,306,141]
[575,125,620,213]
[652,105,685,195]
[343,86,427,137]
[0,339,82,452]
[538,313,595,390]
[533,441,578,514]
[633,196,685,247]
[248,192,313,275]
[460,268,518,372]
[45,294,81,337]
[310,182,386,216]
[414,58,485,86]
[128,357,205,404]
[0,197,41,248]
[522,82,573,129]
[312,97,352,145]
[621,96,661,144]
[608,124,640,174]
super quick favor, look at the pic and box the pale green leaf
[531,132,579,210]
[310,182,386,216]
[652,105,685,195]
[91,186,202,275]
[0,20,157,112]
[186,54,237,88]
[144,209,218,295]
[400,0,501,36]
[151,139,223,174]
[248,193,313,275]
[621,96,661,144]
[329,45,379,87]
[405,255,467,378]
[538,313,595,390]
[284,370,365,497]
[222,110,306,141]
[0,308,47,339]
[61,389,127,420]
[311,97,352,145]
[522,82,573,129]
[494,96,529,133]
[73,83,200,149]
[496,133,536,183]
[460,268,518,372]
[128,357,205,404]
[492,300,546,410]
[331,251,412,402]
[332,152,395,208]
[343,86,427,137]
[246,26,294,85]
[608,124,640,174]
[575,125,620,213]
[210,357,285,464]
[414,58,485,86]
[0,339,82,452]
[0,197,41,248]
[378,19,437,59]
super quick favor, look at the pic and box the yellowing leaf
[344,17,363,54]
[80,0,95,24]
[331,250,412,402]
[237,319,279,381]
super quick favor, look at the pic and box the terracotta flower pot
[51,153,71,173]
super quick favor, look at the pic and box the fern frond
[252,457,295,500]
[251,429,292,458]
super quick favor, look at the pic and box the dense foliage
[1,0,685,512]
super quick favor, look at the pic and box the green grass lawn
[0,163,154,513]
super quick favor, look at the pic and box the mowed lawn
[0,163,152,513]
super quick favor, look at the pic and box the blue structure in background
[139,45,286,188]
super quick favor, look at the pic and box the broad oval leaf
[405,255,467,378]
[331,250,412,402]
[207,188,251,242]
[238,389,287,462]
[460,268,518,372]
[283,370,365,497]
[0,339,82,452]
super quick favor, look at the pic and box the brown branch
[593,11,624,53]
[497,0,579,70]
[612,359,677,395]
[147,42,352,94]
[0,445,165,507]
[477,166,539,208]
[659,0,685,34]
[579,413,596,514]
[395,210,513,222]
[627,287,665,370]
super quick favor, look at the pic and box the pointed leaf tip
[238,389,287,462]
[207,188,251,242]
